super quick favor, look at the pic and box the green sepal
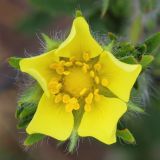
[117,128,136,144]
[104,40,114,52]
[75,10,83,17]
[17,116,33,129]
[24,134,45,146]
[140,55,154,69]
[108,32,117,41]
[120,56,138,64]
[128,101,145,114]
[18,83,43,106]
[144,32,160,53]
[101,0,109,17]
[41,33,60,51]
[18,103,37,120]
[8,57,22,70]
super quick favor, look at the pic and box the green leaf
[101,0,110,17]
[41,33,60,51]
[144,32,160,53]
[8,57,22,69]
[117,128,136,144]
[140,55,154,69]
[120,56,138,64]
[129,15,142,44]
[24,134,45,146]
[128,101,145,114]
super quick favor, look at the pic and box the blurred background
[1,0,160,160]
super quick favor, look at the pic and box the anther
[63,71,70,75]
[94,63,101,71]
[56,66,64,75]
[64,61,73,67]
[82,63,89,73]
[85,93,93,104]
[101,78,109,87]
[80,88,88,96]
[75,61,83,66]
[90,70,95,78]
[83,52,90,62]
[55,93,62,103]
[84,104,91,112]
[62,94,70,103]
[95,76,100,84]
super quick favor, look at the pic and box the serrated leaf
[8,57,22,69]
[120,56,138,64]
[24,134,45,146]
[117,128,136,144]
[144,32,160,53]
[128,101,145,114]
[101,0,110,17]
[140,55,154,69]
[41,33,60,51]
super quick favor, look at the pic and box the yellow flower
[19,17,142,144]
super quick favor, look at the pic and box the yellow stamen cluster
[48,53,109,112]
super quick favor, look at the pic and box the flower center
[48,53,109,113]
[63,67,92,98]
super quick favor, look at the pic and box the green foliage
[144,32,160,54]
[128,101,145,114]
[41,33,61,51]
[8,57,22,69]
[24,134,45,146]
[16,83,43,129]
[101,0,110,17]
[117,129,136,144]
[140,55,154,69]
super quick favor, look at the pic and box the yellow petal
[26,93,74,141]
[78,96,127,144]
[55,17,103,59]
[20,50,59,96]
[99,51,142,102]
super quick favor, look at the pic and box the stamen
[94,76,100,84]
[75,61,83,66]
[49,63,58,69]
[56,66,64,75]
[94,63,101,71]
[48,80,62,94]
[82,63,89,73]
[101,78,109,87]
[90,70,95,78]
[63,71,70,75]
[62,94,70,103]
[84,104,91,112]
[60,60,65,65]
[65,97,79,112]
[55,93,62,103]
[64,61,73,67]
[83,52,90,62]
[85,93,93,104]
[80,88,88,96]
